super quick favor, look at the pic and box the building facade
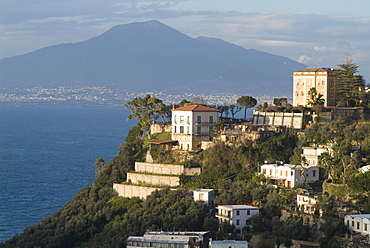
[127,232,210,248]
[252,111,305,130]
[215,204,260,235]
[297,194,322,215]
[344,214,370,238]
[210,240,248,248]
[302,145,331,167]
[260,162,319,188]
[193,189,215,208]
[171,105,219,150]
[293,67,339,107]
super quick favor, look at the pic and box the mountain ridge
[0,20,306,96]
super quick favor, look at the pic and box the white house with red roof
[171,105,219,150]
[260,161,319,188]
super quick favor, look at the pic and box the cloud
[313,46,337,52]
[298,55,313,64]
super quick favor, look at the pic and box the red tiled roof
[172,105,219,112]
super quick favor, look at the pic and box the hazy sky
[1,0,370,81]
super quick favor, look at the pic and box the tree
[257,102,269,112]
[124,94,167,138]
[307,88,325,107]
[229,104,242,118]
[217,105,230,117]
[237,96,257,119]
[336,55,366,107]
[273,98,287,107]
[125,125,143,142]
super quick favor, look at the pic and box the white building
[215,204,260,235]
[171,105,219,150]
[359,165,370,173]
[297,194,322,215]
[193,189,215,208]
[302,146,331,167]
[260,162,319,188]
[127,232,210,248]
[344,214,370,238]
[210,240,248,248]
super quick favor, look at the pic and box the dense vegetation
[4,119,365,247]
[0,124,299,248]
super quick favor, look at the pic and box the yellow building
[293,67,339,107]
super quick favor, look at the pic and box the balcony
[215,213,231,220]
[195,132,210,136]
[195,122,214,126]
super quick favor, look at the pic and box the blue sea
[0,106,135,242]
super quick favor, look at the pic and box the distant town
[0,86,282,107]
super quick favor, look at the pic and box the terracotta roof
[172,105,219,112]
[294,67,338,73]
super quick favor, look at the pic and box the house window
[236,219,240,226]
[365,224,368,231]
[187,144,190,150]
[197,126,201,134]
[180,116,184,124]
[285,171,288,177]
[187,116,190,124]
[291,171,293,176]
[174,126,177,133]
[236,210,240,216]
[352,221,354,227]
[209,126,213,133]
[280,171,282,176]
[209,116,214,124]
[187,126,190,134]
[197,116,201,124]
[174,115,177,124]
[247,210,250,215]
[357,222,360,229]
[263,169,266,174]
[313,171,316,177]
[180,126,184,134]
[199,193,204,201]
[347,220,349,226]
[269,169,272,175]
[301,91,304,96]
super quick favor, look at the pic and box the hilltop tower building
[171,105,219,150]
[293,67,339,107]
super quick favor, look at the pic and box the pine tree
[336,55,366,107]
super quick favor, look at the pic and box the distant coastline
[0,86,290,107]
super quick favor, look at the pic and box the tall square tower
[293,67,339,107]
[171,105,219,150]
